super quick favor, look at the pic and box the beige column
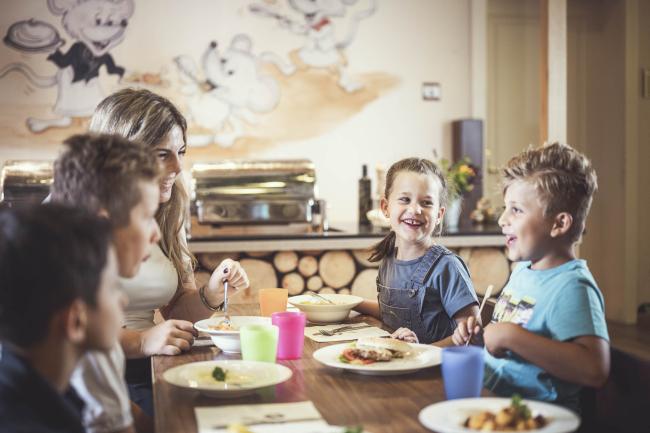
[539,0,567,144]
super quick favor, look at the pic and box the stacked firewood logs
[195,247,510,304]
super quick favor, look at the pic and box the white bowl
[194,316,271,353]
[287,294,364,323]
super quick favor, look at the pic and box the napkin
[195,401,335,433]
[305,323,390,343]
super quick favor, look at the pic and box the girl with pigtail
[354,157,479,345]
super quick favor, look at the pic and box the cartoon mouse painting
[0,0,134,133]
[175,34,295,147]
[250,0,377,93]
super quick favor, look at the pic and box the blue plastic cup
[441,346,485,399]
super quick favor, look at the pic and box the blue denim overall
[377,245,460,344]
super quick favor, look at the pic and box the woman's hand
[140,319,196,356]
[391,327,419,343]
[451,316,483,346]
[206,259,250,297]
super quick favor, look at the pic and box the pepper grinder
[358,164,372,225]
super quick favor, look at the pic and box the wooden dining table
[152,304,469,433]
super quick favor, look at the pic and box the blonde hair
[502,142,598,243]
[89,88,195,287]
[369,157,448,262]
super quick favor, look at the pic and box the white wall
[485,0,540,203]
[0,0,474,224]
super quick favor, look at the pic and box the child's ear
[97,208,110,219]
[380,196,389,217]
[437,205,446,226]
[63,299,89,344]
[550,212,573,238]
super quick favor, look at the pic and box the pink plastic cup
[271,311,306,360]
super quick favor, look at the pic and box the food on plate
[464,395,547,431]
[339,337,411,365]
[212,366,227,382]
[191,366,252,386]
[298,298,343,306]
[208,320,239,331]
[227,424,252,433]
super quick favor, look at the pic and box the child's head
[0,204,124,351]
[499,142,598,261]
[370,157,448,261]
[51,133,161,278]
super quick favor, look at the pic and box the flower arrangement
[439,157,477,200]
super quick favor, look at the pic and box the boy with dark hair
[453,142,610,413]
[0,204,125,433]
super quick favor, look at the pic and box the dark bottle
[358,164,372,225]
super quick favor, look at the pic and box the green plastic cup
[240,324,279,363]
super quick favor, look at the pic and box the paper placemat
[196,401,331,433]
[305,323,390,343]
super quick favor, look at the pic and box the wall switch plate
[422,82,441,101]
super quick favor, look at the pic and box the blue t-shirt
[484,259,609,412]
[378,245,478,343]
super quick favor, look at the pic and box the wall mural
[0,0,134,133]
[0,0,398,155]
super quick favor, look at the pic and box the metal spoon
[309,291,335,305]
[222,280,230,325]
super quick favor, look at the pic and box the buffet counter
[188,222,508,302]
[188,222,504,253]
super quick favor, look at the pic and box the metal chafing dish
[0,160,53,208]
[190,159,326,237]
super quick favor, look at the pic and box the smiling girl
[354,158,479,345]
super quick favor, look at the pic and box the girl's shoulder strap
[410,245,451,286]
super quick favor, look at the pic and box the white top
[72,244,179,432]
[70,345,132,433]
[120,243,178,331]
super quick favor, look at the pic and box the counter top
[188,221,504,253]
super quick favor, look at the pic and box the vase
[445,197,462,230]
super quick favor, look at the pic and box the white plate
[418,397,580,433]
[313,342,441,375]
[288,294,363,323]
[194,316,271,353]
[163,360,292,398]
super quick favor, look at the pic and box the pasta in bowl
[194,316,270,353]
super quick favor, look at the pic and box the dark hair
[0,204,112,347]
[369,157,448,262]
[502,142,598,243]
[50,133,160,228]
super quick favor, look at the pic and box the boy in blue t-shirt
[453,142,609,413]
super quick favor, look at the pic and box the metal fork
[317,324,372,336]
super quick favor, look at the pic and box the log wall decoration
[193,247,511,304]
[319,251,356,289]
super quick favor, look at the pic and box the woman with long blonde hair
[89,88,249,416]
